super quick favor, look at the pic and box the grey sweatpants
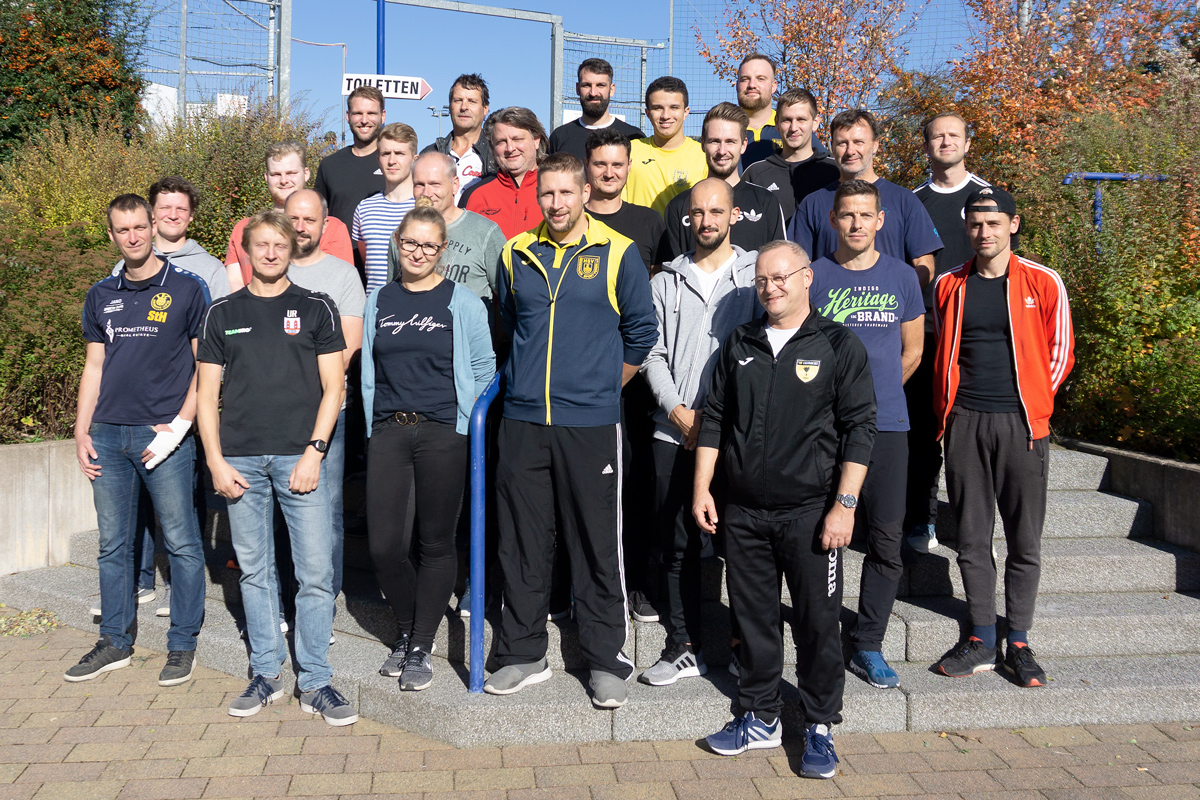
[944,407,1049,632]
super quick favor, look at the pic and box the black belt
[390,411,428,426]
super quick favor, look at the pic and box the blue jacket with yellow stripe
[498,215,658,427]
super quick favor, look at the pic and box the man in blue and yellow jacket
[484,152,658,710]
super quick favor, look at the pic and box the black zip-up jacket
[698,307,877,511]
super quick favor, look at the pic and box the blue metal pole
[376,0,385,74]
[1061,173,1169,232]
[1094,186,1103,232]
[468,372,504,693]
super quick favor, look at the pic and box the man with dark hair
[462,107,547,240]
[484,152,658,710]
[808,179,924,691]
[422,74,495,202]
[695,239,875,776]
[741,89,839,223]
[624,77,707,216]
[68,194,209,687]
[658,102,785,263]
[787,109,941,284]
[907,111,991,553]
[736,53,781,168]
[583,127,663,271]
[549,58,645,164]
[931,187,1074,688]
[315,86,387,237]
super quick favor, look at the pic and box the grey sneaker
[639,642,707,686]
[728,646,742,678]
[228,674,284,717]
[906,524,939,553]
[589,669,628,709]
[63,635,131,682]
[155,585,172,618]
[158,649,195,687]
[483,658,551,695]
[137,587,156,605]
[88,601,101,617]
[299,685,358,726]
[380,633,411,677]
[399,646,433,691]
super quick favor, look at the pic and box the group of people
[68,51,1074,778]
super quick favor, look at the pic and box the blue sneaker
[800,723,839,779]
[849,650,900,689]
[705,712,781,756]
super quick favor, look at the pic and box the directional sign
[341,73,432,101]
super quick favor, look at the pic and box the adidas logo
[743,209,762,222]
[766,182,780,191]
[1025,295,1036,308]
[602,464,614,475]
[373,168,383,175]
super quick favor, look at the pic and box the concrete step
[934,490,1153,540]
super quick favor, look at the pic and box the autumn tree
[695,0,918,117]
[0,0,146,161]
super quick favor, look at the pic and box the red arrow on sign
[418,78,432,100]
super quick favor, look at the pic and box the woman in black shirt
[361,202,496,690]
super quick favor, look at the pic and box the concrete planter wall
[0,439,96,575]
[1062,439,1200,553]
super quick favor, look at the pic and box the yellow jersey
[622,137,708,216]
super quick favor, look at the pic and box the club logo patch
[284,309,301,336]
[577,255,600,280]
[150,292,172,311]
[796,360,820,383]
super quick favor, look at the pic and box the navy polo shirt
[787,177,944,263]
[82,260,209,426]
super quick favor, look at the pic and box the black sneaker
[628,590,659,623]
[399,646,433,691]
[1004,643,1048,687]
[63,636,131,682]
[935,637,998,677]
[158,650,196,687]
[379,633,410,678]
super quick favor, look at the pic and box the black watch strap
[308,439,328,454]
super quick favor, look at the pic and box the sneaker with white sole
[800,723,839,778]
[155,585,171,618]
[589,669,628,708]
[728,646,742,678]
[89,586,156,618]
[379,633,411,677]
[639,642,707,686]
[158,649,195,686]
[628,590,659,623]
[399,646,433,691]
[63,635,131,682]
[228,674,284,717]
[849,650,900,689]
[483,658,551,695]
[705,712,782,756]
[906,523,939,553]
[299,685,358,726]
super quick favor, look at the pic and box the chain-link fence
[142,0,289,122]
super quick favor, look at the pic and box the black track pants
[495,418,634,678]
[904,332,943,531]
[850,431,909,651]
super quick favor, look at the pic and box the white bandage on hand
[145,416,193,469]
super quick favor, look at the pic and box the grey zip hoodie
[113,239,230,300]
[640,245,762,445]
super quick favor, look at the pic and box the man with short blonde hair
[353,123,418,293]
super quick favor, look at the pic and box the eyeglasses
[397,237,443,257]
[753,267,807,291]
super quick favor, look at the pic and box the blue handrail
[1062,172,1169,231]
[467,371,504,693]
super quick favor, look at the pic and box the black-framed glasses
[753,267,807,291]
[397,237,443,257]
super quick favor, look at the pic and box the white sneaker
[907,524,939,553]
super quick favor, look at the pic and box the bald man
[638,177,762,686]
[284,189,366,605]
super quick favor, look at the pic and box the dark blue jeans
[89,423,205,651]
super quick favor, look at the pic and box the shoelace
[78,639,110,664]
[806,726,839,764]
[308,685,350,711]
[238,675,278,706]
[721,716,752,750]
[402,648,429,672]
[1012,645,1038,666]
[164,651,189,668]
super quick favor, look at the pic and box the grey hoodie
[640,245,762,445]
[113,239,230,300]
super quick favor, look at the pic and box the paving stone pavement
[3,615,1200,800]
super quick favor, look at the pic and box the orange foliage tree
[695,0,918,117]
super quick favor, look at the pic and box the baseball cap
[964,186,1017,215]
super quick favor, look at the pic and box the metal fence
[560,33,668,129]
[142,0,291,120]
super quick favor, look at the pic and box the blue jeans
[225,454,334,691]
[90,423,205,651]
[329,408,346,599]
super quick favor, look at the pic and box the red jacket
[933,252,1074,442]
[462,168,542,241]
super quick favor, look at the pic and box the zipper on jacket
[1003,272,1035,449]
[941,282,965,441]
[761,343,778,507]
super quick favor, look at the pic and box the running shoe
[935,637,998,677]
[638,642,707,686]
[1004,642,1048,687]
[705,712,781,756]
[799,723,839,779]
[849,650,900,689]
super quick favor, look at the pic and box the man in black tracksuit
[694,240,875,777]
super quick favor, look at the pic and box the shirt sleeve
[337,270,367,318]
[615,246,658,366]
[185,284,206,339]
[899,262,924,323]
[311,295,346,355]
[764,194,786,243]
[484,221,506,297]
[351,205,364,243]
[639,275,685,414]
[196,305,225,365]
[322,218,356,265]
[81,289,104,342]
[697,329,738,450]
[314,160,329,202]
[787,197,817,259]
[902,193,944,261]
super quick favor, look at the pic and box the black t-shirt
[314,146,386,234]
[656,180,786,264]
[548,118,646,165]
[741,152,841,224]
[587,202,663,272]
[198,284,345,456]
[914,173,990,313]
[954,269,1021,413]
[370,278,457,426]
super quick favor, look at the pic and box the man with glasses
[694,240,875,778]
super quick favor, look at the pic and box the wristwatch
[308,439,328,454]
[835,493,858,509]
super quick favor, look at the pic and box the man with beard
[315,86,387,237]
[737,53,781,168]
[658,103,785,264]
[583,127,664,272]
[422,74,495,203]
[549,59,646,164]
[741,89,839,224]
[284,189,366,608]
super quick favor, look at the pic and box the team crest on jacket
[284,309,301,336]
[577,255,600,280]
[796,360,820,382]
